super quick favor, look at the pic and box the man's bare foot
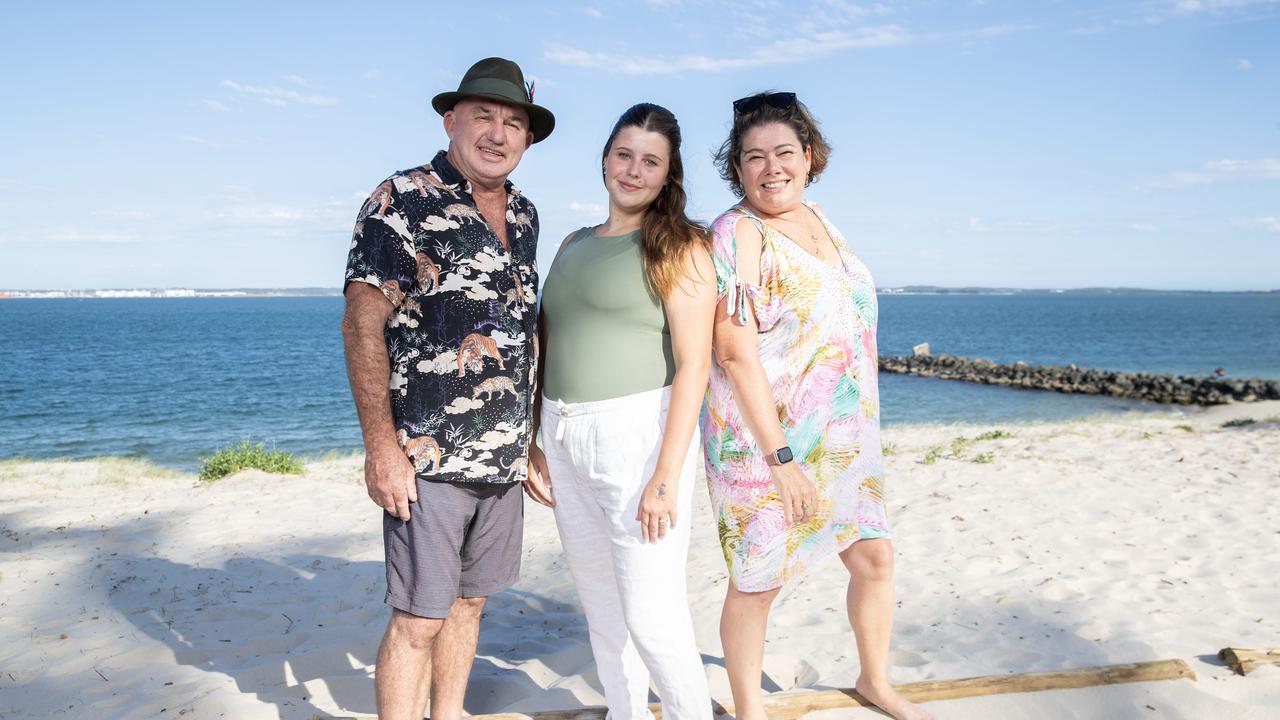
[855,676,933,720]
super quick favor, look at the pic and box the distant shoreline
[1,286,1275,299]
[0,288,343,299]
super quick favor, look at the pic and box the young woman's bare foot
[855,676,933,720]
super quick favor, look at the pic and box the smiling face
[443,98,534,190]
[735,121,813,216]
[602,125,671,216]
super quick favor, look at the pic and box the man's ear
[443,110,457,140]
[526,130,535,148]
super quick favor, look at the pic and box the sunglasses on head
[732,92,797,115]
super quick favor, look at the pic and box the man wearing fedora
[341,57,554,720]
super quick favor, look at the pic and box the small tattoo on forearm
[657,483,667,498]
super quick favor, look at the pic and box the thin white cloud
[1080,0,1278,30]
[234,204,307,222]
[1255,216,1280,232]
[92,210,150,220]
[939,215,1063,236]
[1134,159,1280,189]
[525,73,554,89]
[547,25,912,74]
[1131,222,1159,232]
[796,0,892,32]
[1237,58,1254,70]
[361,69,383,80]
[1138,0,1280,23]
[584,6,602,17]
[182,135,225,149]
[0,178,53,193]
[283,74,310,86]
[569,201,605,216]
[967,23,1036,38]
[44,228,140,244]
[221,79,338,107]
[204,203,308,224]
[203,99,231,112]
[1172,0,1275,14]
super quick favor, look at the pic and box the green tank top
[541,226,674,403]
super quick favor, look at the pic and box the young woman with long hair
[525,103,716,720]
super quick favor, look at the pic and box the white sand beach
[2,404,1278,719]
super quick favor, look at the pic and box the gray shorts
[384,479,523,618]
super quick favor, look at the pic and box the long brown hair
[602,103,708,300]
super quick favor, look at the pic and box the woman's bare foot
[855,676,933,720]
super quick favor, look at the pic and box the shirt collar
[431,150,522,200]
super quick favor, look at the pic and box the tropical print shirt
[344,150,539,484]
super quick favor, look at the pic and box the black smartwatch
[765,445,794,466]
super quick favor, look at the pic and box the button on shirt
[344,150,539,484]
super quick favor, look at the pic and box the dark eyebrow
[742,142,798,155]
[613,144,664,162]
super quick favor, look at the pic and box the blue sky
[1,1,1277,291]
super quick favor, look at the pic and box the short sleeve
[709,208,781,332]
[343,177,418,307]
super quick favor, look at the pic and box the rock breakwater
[878,353,1280,405]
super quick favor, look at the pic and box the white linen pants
[541,387,712,720]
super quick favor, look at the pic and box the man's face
[444,99,534,190]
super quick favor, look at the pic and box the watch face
[776,446,793,464]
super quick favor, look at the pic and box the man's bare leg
[427,596,488,720]
[376,609,444,720]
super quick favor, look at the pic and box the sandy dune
[2,404,1278,719]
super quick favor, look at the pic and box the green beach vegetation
[199,440,303,482]
[922,446,945,465]
[0,456,182,485]
[920,429,1014,465]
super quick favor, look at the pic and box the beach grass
[922,446,945,464]
[975,429,1016,440]
[0,456,184,484]
[199,440,304,482]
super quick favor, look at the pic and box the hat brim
[432,91,555,144]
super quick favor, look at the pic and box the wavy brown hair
[713,91,831,197]
[602,103,708,300]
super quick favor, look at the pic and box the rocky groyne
[878,350,1280,405]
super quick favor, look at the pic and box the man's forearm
[343,321,399,454]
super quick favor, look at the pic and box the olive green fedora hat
[432,57,555,143]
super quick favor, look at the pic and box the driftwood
[313,658,1194,720]
[1219,647,1280,676]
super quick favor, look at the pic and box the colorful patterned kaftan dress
[700,202,891,592]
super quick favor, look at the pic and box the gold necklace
[770,216,826,255]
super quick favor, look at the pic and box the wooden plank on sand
[1219,647,1280,676]
[313,658,1195,720]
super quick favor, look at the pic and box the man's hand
[365,446,417,521]
[523,443,554,507]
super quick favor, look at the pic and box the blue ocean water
[1,293,1276,470]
